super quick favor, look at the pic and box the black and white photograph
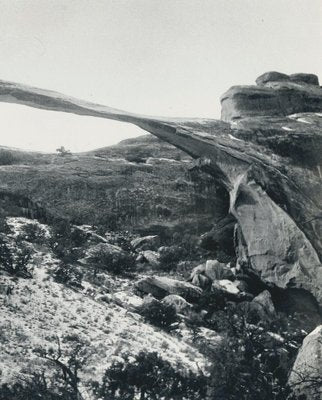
[0,1,321,399]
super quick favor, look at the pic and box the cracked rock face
[0,72,321,308]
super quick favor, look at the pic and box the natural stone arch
[0,75,321,309]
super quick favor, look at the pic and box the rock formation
[0,72,321,310]
[288,325,322,399]
[136,276,203,302]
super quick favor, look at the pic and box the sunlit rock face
[0,73,321,311]
[220,71,322,121]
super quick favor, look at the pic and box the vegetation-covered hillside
[0,135,227,238]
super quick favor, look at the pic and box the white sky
[0,0,321,152]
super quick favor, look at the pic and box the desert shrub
[56,146,71,156]
[0,149,16,165]
[137,300,177,329]
[92,351,208,400]
[32,336,87,400]
[69,227,89,247]
[0,235,33,278]
[17,222,47,245]
[0,212,11,234]
[205,307,305,400]
[156,204,172,218]
[87,244,135,276]
[158,245,184,271]
[49,220,86,263]
[0,372,64,400]
[52,263,83,288]
[195,288,227,315]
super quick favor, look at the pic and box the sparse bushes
[86,243,135,276]
[158,245,184,271]
[17,222,47,245]
[0,149,16,165]
[0,212,10,234]
[49,220,87,263]
[137,299,177,329]
[204,306,305,400]
[52,263,83,288]
[156,204,172,218]
[0,372,64,400]
[56,146,71,157]
[91,351,208,400]
[0,234,33,278]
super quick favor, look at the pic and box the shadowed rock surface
[0,73,321,310]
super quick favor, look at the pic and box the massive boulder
[0,73,321,311]
[288,325,322,399]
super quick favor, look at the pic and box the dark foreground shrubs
[206,307,306,400]
[0,234,33,278]
[52,263,83,288]
[49,220,87,263]
[137,300,177,329]
[0,372,75,400]
[91,351,208,400]
[87,243,136,276]
[17,222,48,245]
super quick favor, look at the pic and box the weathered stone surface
[191,273,211,289]
[289,73,319,86]
[255,71,319,87]
[288,325,322,399]
[221,72,322,121]
[131,235,160,251]
[204,259,234,281]
[135,276,202,302]
[113,291,143,310]
[0,75,321,309]
[137,250,160,267]
[249,290,276,322]
[85,242,125,262]
[162,294,193,313]
[230,174,322,304]
[255,71,290,86]
[212,279,240,295]
[199,214,236,262]
[190,263,206,278]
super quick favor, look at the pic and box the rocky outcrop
[249,290,276,322]
[136,250,160,267]
[131,235,160,251]
[189,259,236,290]
[136,276,202,302]
[199,214,236,262]
[112,291,144,311]
[0,74,321,310]
[211,279,252,302]
[221,71,322,121]
[162,294,193,314]
[204,260,234,281]
[288,325,322,399]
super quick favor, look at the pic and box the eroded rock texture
[288,325,322,399]
[0,72,321,308]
